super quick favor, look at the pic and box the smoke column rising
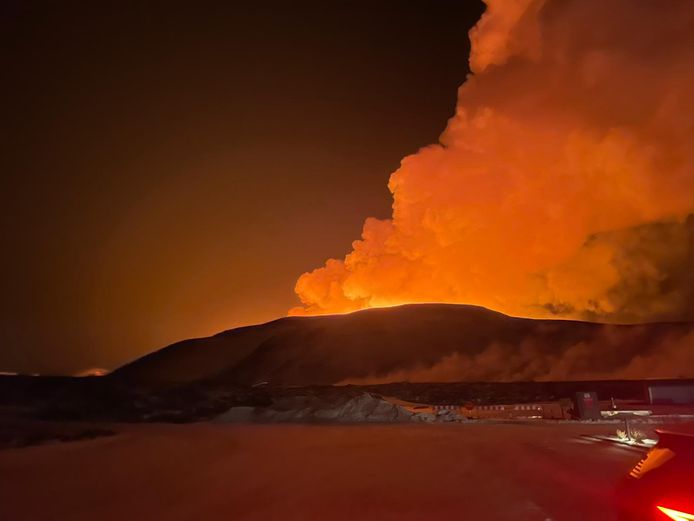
[292,0,694,323]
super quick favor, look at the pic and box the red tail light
[657,506,694,520]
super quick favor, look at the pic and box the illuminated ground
[0,422,653,520]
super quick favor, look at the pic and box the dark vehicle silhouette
[616,428,694,520]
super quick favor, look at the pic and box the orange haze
[292,0,694,323]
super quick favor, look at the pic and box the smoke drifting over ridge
[340,322,694,385]
[292,0,694,323]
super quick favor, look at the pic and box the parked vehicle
[616,428,694,520]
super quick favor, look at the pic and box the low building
[647,382,694,405]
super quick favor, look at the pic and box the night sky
[2,1,485,374]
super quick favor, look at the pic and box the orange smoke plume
[292,0,694,323]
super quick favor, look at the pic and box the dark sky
[1,0,485,375]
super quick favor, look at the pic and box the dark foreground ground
[0,421,662,521]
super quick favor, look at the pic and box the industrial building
[646,381,694,405]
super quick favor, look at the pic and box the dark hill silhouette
[110,304,694,386]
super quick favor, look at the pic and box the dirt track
[0,422,652,520]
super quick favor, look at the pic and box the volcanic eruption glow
[291,0,694,323]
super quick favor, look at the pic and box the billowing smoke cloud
[291,0,694,323]
[339,325,694,385]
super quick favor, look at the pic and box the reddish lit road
[0,422,645,521]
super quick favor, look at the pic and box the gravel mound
[216,392,413,423]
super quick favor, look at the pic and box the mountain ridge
[110,303,694,386]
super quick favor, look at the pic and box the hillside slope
[111,304,694,386]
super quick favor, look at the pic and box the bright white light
[657,506,694,521]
